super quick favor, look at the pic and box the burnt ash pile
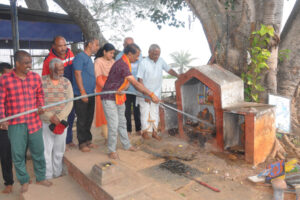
[159,160,203,177]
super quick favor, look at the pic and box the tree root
[268,135,300,161]
[282,135,300,158]
[268,138,287,160]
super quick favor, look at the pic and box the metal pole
[0,91,215,128]
[10,0,20,55]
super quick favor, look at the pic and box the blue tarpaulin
[0,19,82,42]
[0,4,83,49]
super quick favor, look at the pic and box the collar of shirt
[11,70,33,80]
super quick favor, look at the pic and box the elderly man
[0,51,52,193]
[72,38,100,152]
[0,62,14,194]
[42,36,76,149]
[116,37,143,136]
[137,44,179,140]
[41,58,73,180]
[101,43,160,159]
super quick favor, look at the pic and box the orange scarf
[115,54,132,105]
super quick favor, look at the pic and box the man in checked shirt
[0,51,52,193]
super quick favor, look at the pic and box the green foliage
[242,24,274,102]
[86,0,162,43]
[169,50,197,74]
[135,0,186,29]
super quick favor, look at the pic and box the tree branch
[25,0,48,11]
[53,0,107,45]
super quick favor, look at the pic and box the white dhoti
[137,97,159,132]
[42,122,67,180]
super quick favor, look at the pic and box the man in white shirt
[137,44,179,140]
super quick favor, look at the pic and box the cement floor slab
[21,176,93,200]
[123,183,186,200]
[64,147,187,200]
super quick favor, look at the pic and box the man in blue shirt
[137,44,179,140]
[116,37,143,136]
[73,38,99,152]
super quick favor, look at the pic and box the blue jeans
[102,100,131,153]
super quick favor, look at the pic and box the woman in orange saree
[94,43,116,143]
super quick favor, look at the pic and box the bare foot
[87,143,98,149]
[80,146,91,152]
[20,183,29,193]
[67,142,76,148]
[108,152,118,159]
[2,185,12,194]
[142,132,150,140]
[36,180,53,187]
[127,146,137,152]
[152,132,161,141]
[136,131,142,136]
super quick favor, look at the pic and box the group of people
[0,36,179,193]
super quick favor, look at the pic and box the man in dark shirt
[101,44,159,159]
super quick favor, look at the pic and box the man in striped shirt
[42,36,76,149]
[0,51,52,193]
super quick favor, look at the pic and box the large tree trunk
[278,0,300,134]
[25,0,107,46]
[259,0,283,100]
[24,0,48,11]
[53,0,107,46]
[186,0,283,102]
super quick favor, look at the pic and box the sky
[1,0,297,66]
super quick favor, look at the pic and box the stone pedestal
[90,162,125,186]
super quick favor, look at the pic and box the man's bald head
[123,37,134,48]
[52,36,67,58]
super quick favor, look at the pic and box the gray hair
[49,58,63,71]
[149,44,160,52]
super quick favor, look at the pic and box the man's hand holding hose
[149,92,160,104]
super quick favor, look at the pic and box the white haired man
[41,58,73,180]
[137,44,179,140]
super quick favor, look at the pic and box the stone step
[64,147,186,200]
[21,176,93,200]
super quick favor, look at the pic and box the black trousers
[125,94,141,132]
[74,96,95,146]
[0,129,14,186]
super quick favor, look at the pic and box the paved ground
[0,124,296,199]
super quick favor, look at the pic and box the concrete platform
[64,147,186,200]
[21,176,93,200]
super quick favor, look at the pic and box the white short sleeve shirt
[137,57,171,98]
